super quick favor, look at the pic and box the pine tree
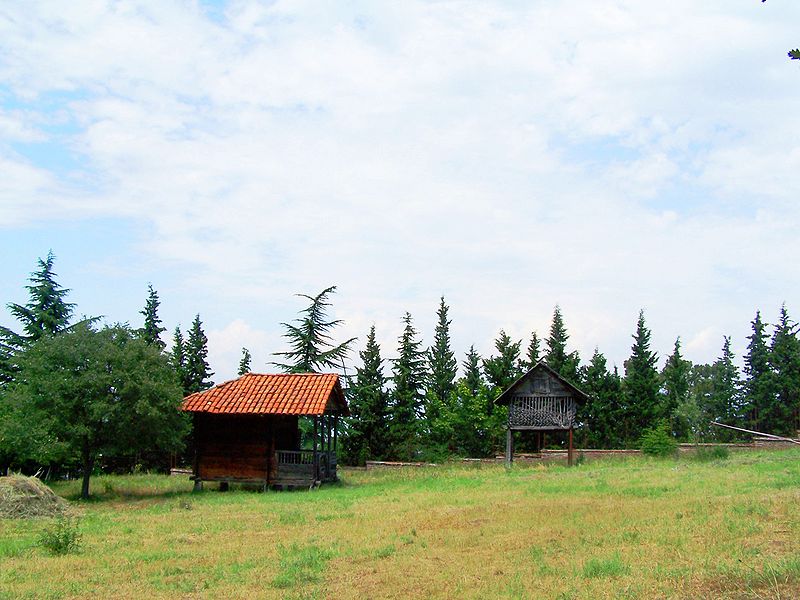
[623,310,661,441]
[238,347,252,376]
[185,315,213,394]
[139,284,166,350]
[463,346,483,397]
[661,337,691,434]
[523,331,541,370]
[581,348,623,448]
[426,297,458,406]
[389,312,427,460]
[170,326,190,395]
[744,310,773,432]
[768,305,800,435]
[709,336,743,440]
[482,331,522,393]
[272,286,356,373]
[344,325,390,463]
[545,305,580,383]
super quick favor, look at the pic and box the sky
[1,1,799,384]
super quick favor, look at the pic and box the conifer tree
[170,326,190,395]
[623,310,661,440]
[344,325,390,463]
[581,348,623,448]
[482,331,522,394]
[1,252,78,383]
[185,315,213,394]
[661,337,691,433]
[139,284,166,350]
[238,347,252,376]
[744,310,773,431]
[272,286,355,373]
[389,312,427,460]
[426,297,458,406]
[463,345,483,397]
[709,336,743,439]
[523,331,541,370]
[545,306,580,383]
[768,305,800,435]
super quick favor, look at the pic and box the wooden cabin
[495,361,588,465]
[182,373,348,490]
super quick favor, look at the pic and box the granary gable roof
[494,361,589,405]
[181,373,348,416]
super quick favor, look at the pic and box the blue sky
[1,1,799,382]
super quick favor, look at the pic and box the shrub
[38,516,82,555]
[639,422,678,457]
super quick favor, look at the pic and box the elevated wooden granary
[495,362,588,466]
[182,373,348,489]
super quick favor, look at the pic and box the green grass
[0,449,799,598]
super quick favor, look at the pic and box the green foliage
[744,310,774,432]
[270,543,335,589]
[580,349,624,448]
[623,310,661,441]
[425,297,458,453]
[139,284,166,350]
[38,516,82,555]
[639,421,678,457]
[343,325,390,464]
[389,313,427,460]
[463,345,482,397]
[523,331,541,370]
[238,347,252,376]
[272,286,356,374]
[545,305,580,384]
[9,323,188,498]
[482,330,522,394]
[581,553,630,578]
[709,336,743,440]
[661,337,691,434]
[768,305,800,435]
[185,314,213,394]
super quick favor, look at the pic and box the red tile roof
[181,373,348,416]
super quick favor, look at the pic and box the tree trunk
[81,438,94,500]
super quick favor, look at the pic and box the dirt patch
[0,474,69,519]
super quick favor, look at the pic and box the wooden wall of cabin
[194,414,299,481]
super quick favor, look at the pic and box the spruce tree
[426,297,458,406]
[545,305,580,383]
[581,348,623,448]
[170,326,190,395]
[272,286,356,373]
[709,336,743,440]
[139,284,166,350]
[389,312,427,460]
[463,345,483,397]
[623,310,661,441]
[482,330,522,393]
[744,310,773,432]
[185,315,213,394]
[768,305,800,435]
[344,325,390,463]
[523,331,541,370]
[238,347,252,376]
[661,337,691,434]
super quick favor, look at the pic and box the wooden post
[506,428,513,466]
[313,416,319,481]
[568,427,574,466]
[333,415,338,451]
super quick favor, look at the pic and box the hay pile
[0,474,69,519]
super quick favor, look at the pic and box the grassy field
[1,449,799,599]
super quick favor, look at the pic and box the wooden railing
[276,450,337,482]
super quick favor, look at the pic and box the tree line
[1,253,798,493]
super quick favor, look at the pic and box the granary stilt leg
[506,428,513,466]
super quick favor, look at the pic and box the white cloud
[1,1,799,380]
